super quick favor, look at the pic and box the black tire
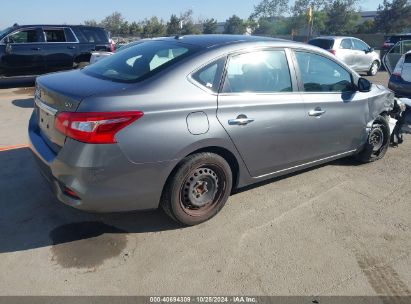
[367,60,379,76]
[161,153,232,226]
[355,115,390,163]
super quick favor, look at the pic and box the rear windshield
[80,28,108,43]
[83,40,199,82]
[308,38,334,50]
[405,53,411,64]
[387,36,411,43]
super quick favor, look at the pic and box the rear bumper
[28,111,176,212]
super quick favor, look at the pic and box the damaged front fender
[365,84,395,131]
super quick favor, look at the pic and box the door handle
[67,46,76,49]
[228,115,255,126]
[31,47,41,51]
[308,108,326,117]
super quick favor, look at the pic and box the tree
[202,18,218,34]
[324,0,360,35]
[129,22,142,37]
[167,14,181,36]
[374,0,411,33]
[178,9,201,35]
[250,0,289,19]
[141,17,166,38]
[100,12,124,35]
[224,15,246,34]
[119,21,130,36]
[356,19,375,34]
[84,19,99,27]
[252,17,292,36]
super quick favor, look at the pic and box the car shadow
[0,147,181,254]
[233,156,361,195]
[12,98,34,108]
[0,77,35,89]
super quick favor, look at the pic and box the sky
[1,0,384,29]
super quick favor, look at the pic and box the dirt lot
[0,72,410,296]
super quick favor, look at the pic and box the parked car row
[29,35,399,225]
[0,24,112,77]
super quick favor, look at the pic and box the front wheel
[161,153,232,226]
[367,61,379,76]
[355,115,390,163]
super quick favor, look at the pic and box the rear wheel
[355,115,390,163]
[161,153,232,226]
[367,61,379,76]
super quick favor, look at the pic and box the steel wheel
[369,126,384,153]
[180,165,226,217]
[161,152,232,226]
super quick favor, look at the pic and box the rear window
[308,39,334,50]
[44,29,66,42]
[405,54,411,64]
[83,40,199,83]
[80,28,108,43]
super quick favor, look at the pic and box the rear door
[217,48,308,177]
[293,50,368,159]
[1,27,45,76]
[352,39,372,71]
[42,27,78,72]
[337,38,354,68]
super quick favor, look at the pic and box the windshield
[83,40,199,82]
[308,39,334,50]
[0,27,12,40]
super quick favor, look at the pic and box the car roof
[10,24,105,30]
[311,36,358,40]
[154,34,285,48]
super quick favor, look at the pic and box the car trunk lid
[34,70,130,152]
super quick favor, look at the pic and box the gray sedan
[29,35,394,226]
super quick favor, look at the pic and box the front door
[2,28,45,76]
[293,51,368,160]
[217,49,308,178]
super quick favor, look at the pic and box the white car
[90,51,114,64]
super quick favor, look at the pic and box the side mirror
[358,77,372,92]
[365,47,374,53]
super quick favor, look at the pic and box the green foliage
[324,0,360,35]
[202,18,218,34]
[100,12,124,34]
[167,14,181,36]
[356,19,375,34]
[224,15,246,35]
[250,0,289,19]
[129,22,141,36]
[374,0,411,33]
[141,17,166,38]
[84,20,99,27]
[253,17,291,36]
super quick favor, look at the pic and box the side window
[340,39,352,49]
[192,57,226,92]
[353,39,369,51]
[8,29,39,43]
[80,28,108,43]
[64,28,77,42]
[44,29,66,43]
[295,51,353,92]
[222,50,292,93]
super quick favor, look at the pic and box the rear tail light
[393,55,405,77]
[63,187,81,200]
[55,111,143,144]
[329,49,337,55]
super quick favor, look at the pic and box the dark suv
[0,24,111,77]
